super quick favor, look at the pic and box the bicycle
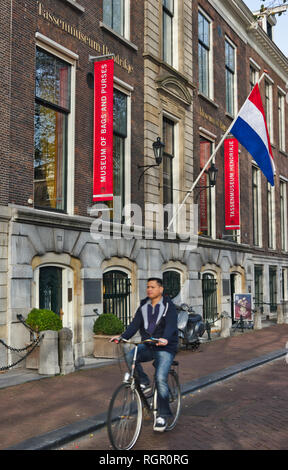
[107,338,182,450]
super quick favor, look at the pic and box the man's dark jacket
[121,295,178,354]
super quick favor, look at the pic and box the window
[198,11,212,97]
[267,182,275,249]
[281,268,288,301]
[107,89,128,221]
[34,47,71,211]
[254,266,263,311]
[163,270,181,299]
[103,0,125,36]
[278,92,285,151]
[162,0,174,66]
[163,117,175,227]
[265,80,273,141]
[225,39,236,116]
[269,266,277,312]
[280,181,287,251]
[249,65,257,90]
[199,137,213,237]
[252,166,261,246]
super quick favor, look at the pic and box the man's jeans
[125,344,175,417]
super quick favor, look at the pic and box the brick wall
[193,0,288,258]
[6,0,144,215]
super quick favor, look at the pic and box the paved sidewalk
[1,323,288,450]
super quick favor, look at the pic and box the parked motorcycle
[176,303,205,351]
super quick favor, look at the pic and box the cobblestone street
[58,357,288,451]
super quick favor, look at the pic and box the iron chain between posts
[0,334,44,371]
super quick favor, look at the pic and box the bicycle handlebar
[111,337,166,345]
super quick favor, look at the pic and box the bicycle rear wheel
[107,383,143,450]
[166,371,181,431]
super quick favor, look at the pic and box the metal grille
[254,266,263,311]
[103,271,131,328]
[202,275,218,322]
[163,271,181,299]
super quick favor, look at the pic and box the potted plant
[25,308,62,369]
[93,313,124,358]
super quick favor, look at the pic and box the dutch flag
[231,83,275,186]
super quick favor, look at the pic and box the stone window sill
[99,22,138,52]
[61,0,85,13]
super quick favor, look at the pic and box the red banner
[224,138,240,230]
[93,59,114,202]
[199,140,210,233]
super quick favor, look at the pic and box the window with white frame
[249,65,257,90]
[162,0,177,68]
[278,92,285,152]
[252,166,262,246]
[267,182,276,249]
[198,136,215,238]
[281,267,288,301]
[107,83,131,222]
[280,180,287,251]
[163,117,175,228]
[265,79,273,142]
[198,10,212,98]
[225,39,236,116]
[34,43,76,214]
[103,0,129,38]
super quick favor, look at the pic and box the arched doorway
[34,264,74,331]
[39,266,62,316]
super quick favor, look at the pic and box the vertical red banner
[199,140,210,232]
[224,138,240,230]
[93,59,114,202]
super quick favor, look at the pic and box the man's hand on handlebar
[155,337,168,347]
[110,336,122,344]
[145,337,168,347]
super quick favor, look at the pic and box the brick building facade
[0,1,288,369]
[191,0,288,321]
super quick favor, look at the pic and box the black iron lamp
[138,137,165,189]
[194,162,218,201]
[207,162,218,187]
[152,137,165,165]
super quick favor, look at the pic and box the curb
[6,348,287,450]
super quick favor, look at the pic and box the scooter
[176,303,205,351]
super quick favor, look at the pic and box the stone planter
[26,344,40,370]
[93,335,119,359]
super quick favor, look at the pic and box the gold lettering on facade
[37,2,133,73]
[199,107,227,132]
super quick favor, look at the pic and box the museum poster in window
[234,293,252,320]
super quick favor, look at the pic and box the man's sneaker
[140,383,151,393]
[153,416,167,432]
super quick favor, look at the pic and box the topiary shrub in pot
[26,308,63,333]
[93,313,124,358]
[25,308,62,369]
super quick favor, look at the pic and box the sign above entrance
[93,59,114,202]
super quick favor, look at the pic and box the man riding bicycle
[111,277,178,432]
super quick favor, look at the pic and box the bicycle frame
[124,342,156,415]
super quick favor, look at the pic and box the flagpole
[167,71,267,231]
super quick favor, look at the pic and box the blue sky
[243,0,288,56]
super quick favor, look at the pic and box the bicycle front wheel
[166,371,182,431]
[107,383,143,450]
